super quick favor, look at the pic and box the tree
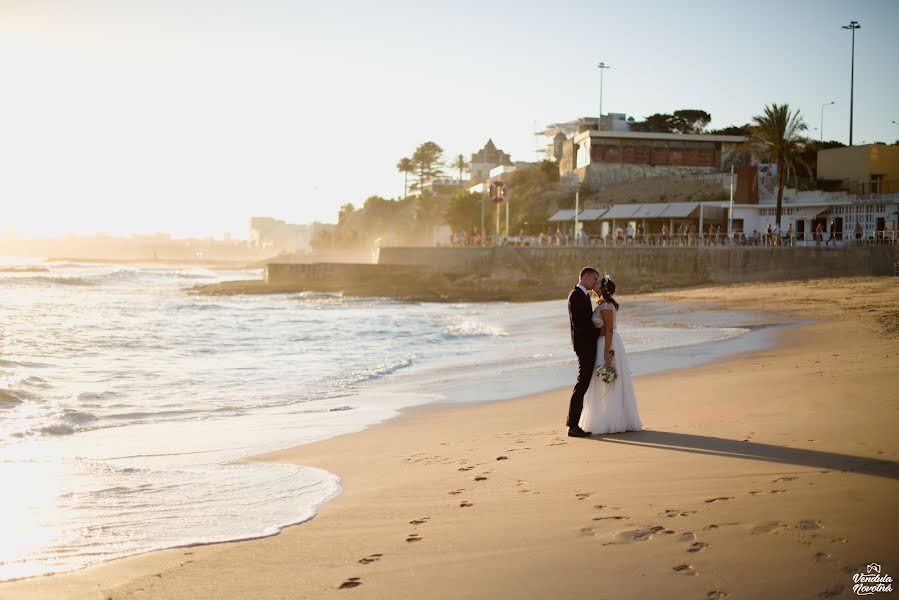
[670,109,711,134]
[411,141,444,193]
[453,154,469,181]
[538,159,560,182]
[443,191,482,233]
[751,103,808,226]
[396,157,414,199]
[630,113,676,133]
[630,109,711,134]
[338,203,355,226]
[709,124,752,136]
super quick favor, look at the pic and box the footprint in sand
[458,466,474,472]
[474,476,488,482]
[797,519,823,530]
[677,532,697,543]
[338,577,362,589]
[706,591,728,599]
[448,489,465,495]
[593,516,628,522]
[610,526,665,543]
[409,517,430,526]
[358,554,383,565]
[459,501,474,508]
[814,552,832,563]
[496,456,509,461]
[688,542,709,553]
[704,497,734,503]
[673,563,696,576]
[770,489,787,494]
[772,476,798,483]
[752,521,789,535]
[576,493,592,501]
[662,509,697,518]
[406,534,422,543]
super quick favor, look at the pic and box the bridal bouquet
[595,350,617,383]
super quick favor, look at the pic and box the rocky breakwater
[190,262,554,302]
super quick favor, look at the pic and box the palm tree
[752,103,808,226]
[453,154,468,182]
[396,157,414,199]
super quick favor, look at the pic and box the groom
[567,267,602,437]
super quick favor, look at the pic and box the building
[547,189,899,242]
[542,113,747,192]
[417,178,468,196]
[817,144,899,195]
[249,217,335,251]
[470,139,513,182]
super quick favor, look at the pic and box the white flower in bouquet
[594,349,617,383]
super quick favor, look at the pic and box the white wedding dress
[579,301,643,434]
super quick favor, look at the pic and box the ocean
[0,258,778,580]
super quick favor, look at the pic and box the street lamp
[597,62,611,128]
[842,20,860,146]
[820,101,835,142]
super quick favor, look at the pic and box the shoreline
[3,277,897,599]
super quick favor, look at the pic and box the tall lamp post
[842,20,860,146]
[597,62,611,128]
[820,101,835,142]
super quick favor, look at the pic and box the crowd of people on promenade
[447,221,897,248]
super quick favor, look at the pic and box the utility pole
[597,62,611,127]
[728,164,734,239]
[842,20,860,146]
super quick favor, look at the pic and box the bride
[579,275,643,434]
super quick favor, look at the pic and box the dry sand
[3,277,898,600]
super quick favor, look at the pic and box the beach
[3,277,897,599]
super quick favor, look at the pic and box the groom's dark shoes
[567,427,592,438]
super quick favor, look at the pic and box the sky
[1,0,897,239]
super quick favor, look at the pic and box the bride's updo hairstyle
[598,275,619,311]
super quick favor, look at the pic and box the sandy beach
[3,277,898,600]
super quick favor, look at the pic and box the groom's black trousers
[567,346,597,427]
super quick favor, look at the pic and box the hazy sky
[1,0,897,239]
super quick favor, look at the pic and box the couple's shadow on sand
[586,430,899,480]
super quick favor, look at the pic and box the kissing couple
[566,267,643,438]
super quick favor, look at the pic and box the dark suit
[567,286,601,427]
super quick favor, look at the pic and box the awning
[548,209,577,222]
[632,203,670,218]
[659,202,700,218]
[577,208,609,221]
[788,207,827,220]
[600,204,641,219]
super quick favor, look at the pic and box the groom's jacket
[568,287,600,354]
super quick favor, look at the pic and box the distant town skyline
[1,0,897,239]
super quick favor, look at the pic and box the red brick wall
[591,142,716,167]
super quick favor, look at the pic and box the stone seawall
[377,245,897,289]
[193,246,897,302]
